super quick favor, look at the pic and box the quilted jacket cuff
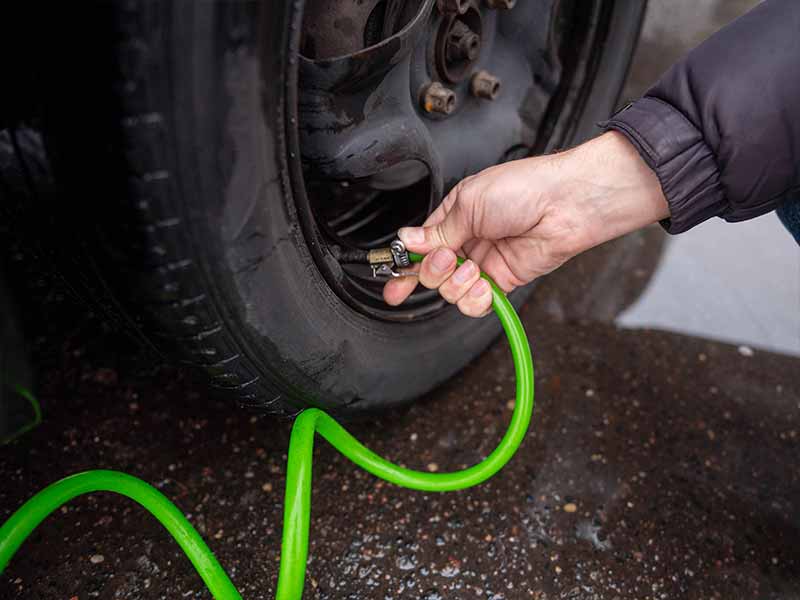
[600,97,727,234]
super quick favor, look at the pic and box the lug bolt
[486,0,516,8]
[437,0,469,15]
[421,82,457,115]
[446,20,481,62]
[470,70,501,100]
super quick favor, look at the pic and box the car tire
[6,1,646,416]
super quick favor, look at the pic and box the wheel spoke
[299,0,443,197]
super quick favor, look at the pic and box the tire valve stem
[333,239,412,278]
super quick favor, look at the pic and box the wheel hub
[292,0,613,320]
[436,6,483,83]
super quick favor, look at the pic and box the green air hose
[1,384,42,445]
[0,252,534,600]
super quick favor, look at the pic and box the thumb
[398,203,472,254]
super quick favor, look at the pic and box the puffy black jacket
[603,0,800,234]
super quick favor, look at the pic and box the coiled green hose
[0,253,534,600]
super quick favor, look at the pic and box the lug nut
[437,0,469,15]
[421,82,457,115]
[470,70,501,100]
[446,20,481,63]
[486,0,516,8]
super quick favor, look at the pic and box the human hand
[383,131,669,317]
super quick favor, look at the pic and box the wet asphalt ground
[2,222,799,600]
[3,1,799,599]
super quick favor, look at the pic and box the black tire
[7,1,645,416]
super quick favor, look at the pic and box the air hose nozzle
[333,239,412,278]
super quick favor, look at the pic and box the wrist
[560,131,669,253]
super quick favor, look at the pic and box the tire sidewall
[167,1,644,412]
[168,2,503,413]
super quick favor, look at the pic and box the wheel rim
[288,0,615,322]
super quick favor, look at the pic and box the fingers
[398,183,473,254]
[382,263,420,306]
[462,238,493,268]
[383,249,494,318]
[383,248,461,308]
[420,249,494,318]
[418,247,458,289]
[421,188,458,228]
[457,278,493,318]
[398,222,469,256]
[438,259,480,304]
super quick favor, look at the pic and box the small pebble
[92,368,118,385]
[554,566,562,574]
[262,482,273,492]
[563,503,577,513]
[585,389,595,398]
[427,462,439,472]
[738,345,754,357]
[90,554,105,564]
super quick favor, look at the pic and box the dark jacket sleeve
[602,0,800,234]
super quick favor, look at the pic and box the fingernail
[469,279,490,297]
[430,248,454,273]
[398,227,425,246]
[452,260,476,284]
